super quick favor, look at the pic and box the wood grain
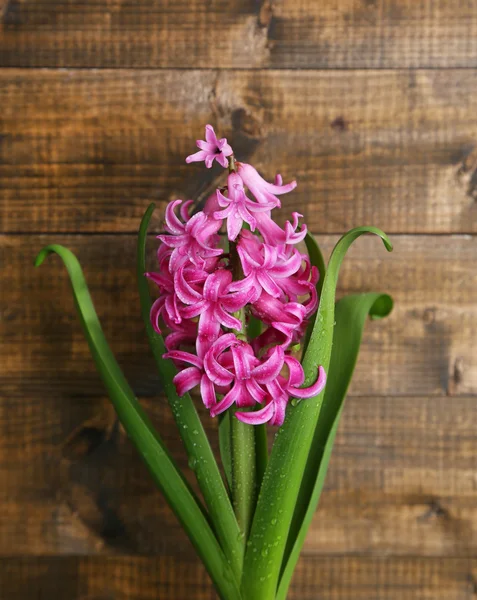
[0,556,474,599]
[2,234,476,397]
[1,0,477,69]
[1,391,477,558]
[1,70,477,234]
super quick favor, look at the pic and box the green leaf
[241,227,392,600]
[218,412,233,491]
[304,230,326,299]
[254,422,268,493]
[35,244,242,600]
[303,232,327,354]
[137,204,243,578]
[277,292,393,600]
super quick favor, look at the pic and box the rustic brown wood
[0,1,477,69]
[0,555,474,599]
[1,0,477,595]
[2,234,476,397]
[1,391,477,557]
[2,69,477,234]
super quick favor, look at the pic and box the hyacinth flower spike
[37,122,392,600]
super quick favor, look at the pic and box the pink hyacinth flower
[254,210,308,246]
[229,231,304,302]
[157,199,223,270]
[205,334,284,417]
[174,268,251,356]
[237,162,297,208]
[213,173,277,241]
[150,124,328,427]
[162,349,217,409]
[186,124,233,169]
[236,361,327,427]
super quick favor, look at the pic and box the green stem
[229,239,257,541]
[231,407,256,539]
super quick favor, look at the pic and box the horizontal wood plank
[1,393,477,557]
[0,1,477,68]
[2,234,476,397]
[0,555,474,599]
[1,70,477,234]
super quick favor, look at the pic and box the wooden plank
[0,391,217,556]
[1,69,477,234]
[0,556,473,599]
[1,1,477,68]
[1,390,477,557]
[1,234,476,397]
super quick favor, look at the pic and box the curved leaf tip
[378,232,393,253]
[369,293,393,320]
[34,245,56,268]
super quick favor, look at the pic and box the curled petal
[210,387,238,417]
[164,199,187,234]
[203,269,232,300]
[173,367,202,396]
[270,397,287,427]
[289,366,327,399]
[150,296,165,334]
[165,330,196,350]
[203,334,237,385]
[200,374,217,409]
[283,355,305,388]
[174,268,202,305]
[215,306,242,330]
[236,401,275,425]
[221,288,252,313]
[237,162,296,207]
[163,350,203,369]
[252,346,285,384]
[257,271,282,298]
[245,378,268,403]
[182,300,208,319]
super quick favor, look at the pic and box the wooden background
[1,1,477,598]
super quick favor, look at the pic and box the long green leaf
[277,292,393,600]
[242,227,392,600]
[137,204,243,579]
[303,232,326,354]
[305,230,326,299]
[35,245,242,600]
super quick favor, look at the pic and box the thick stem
[229,238,257,540]
[231,407,257,539]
